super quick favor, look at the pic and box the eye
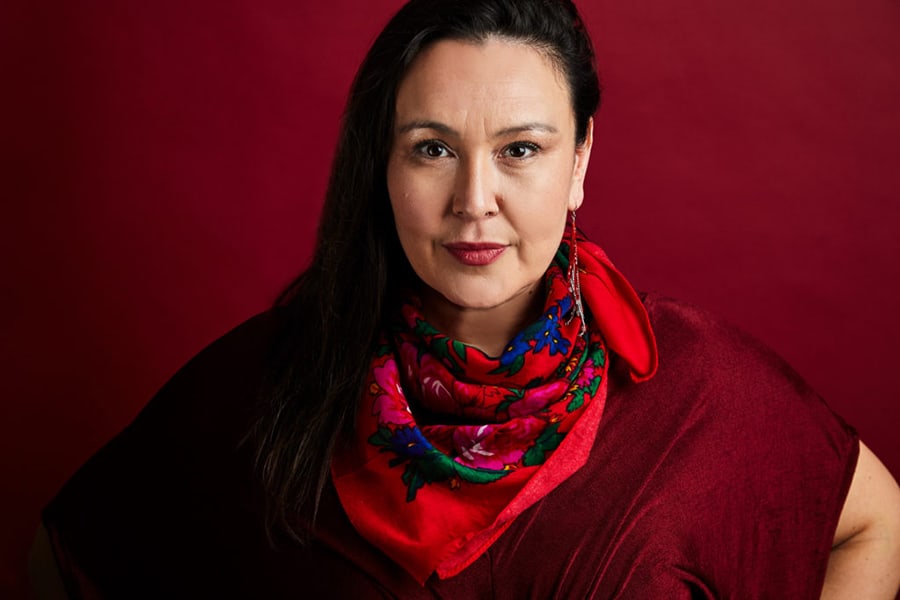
[502,142,540,159]
[414,140,452,159]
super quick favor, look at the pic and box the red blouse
[43,294,857,598]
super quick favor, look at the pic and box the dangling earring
[566,210,587,335]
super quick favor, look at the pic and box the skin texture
[824,441,900,598]
[30,37,900,600]
[387,38,592,357]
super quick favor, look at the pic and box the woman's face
[387,38,592,323]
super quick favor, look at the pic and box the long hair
[249,0,601,540]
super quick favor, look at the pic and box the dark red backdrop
[2,0,899,596]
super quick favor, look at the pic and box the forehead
[394,38,573,129]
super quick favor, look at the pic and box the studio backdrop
[2,0,899,596]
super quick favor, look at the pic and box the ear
[568,117,594,212]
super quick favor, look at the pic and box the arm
[28,523,69,600]
[822,441,900,599]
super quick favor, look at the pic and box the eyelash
[503,141,540,159]
[413,140,453,159]
[412,140,542,160]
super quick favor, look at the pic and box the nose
[451,155,499,219]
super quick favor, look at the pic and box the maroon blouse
[43,294,858,598]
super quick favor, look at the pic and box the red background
[2,0,899,596]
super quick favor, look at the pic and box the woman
[31,0,900,597]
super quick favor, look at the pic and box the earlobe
[569,118,593,211]
[569,179,585,211]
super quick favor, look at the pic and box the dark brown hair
[250,0,601,540]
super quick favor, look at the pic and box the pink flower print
[452,418,543,470]
[447,382,508,421]
[453,425,511,470]
[574,359,598,387]
[370,360,412,425]
[507,380,569,418]
[455,425,492,463]
[417,352,454,412]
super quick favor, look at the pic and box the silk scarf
[332,232,658,584]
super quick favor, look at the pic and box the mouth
[443,242,507,266]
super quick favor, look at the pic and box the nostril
[451,203,499,218]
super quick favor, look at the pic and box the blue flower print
[557,294,574,320]
[533,307,571,356]
[389,425,431,459]
[499,335,531,367]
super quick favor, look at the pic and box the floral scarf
[331,232,657,584]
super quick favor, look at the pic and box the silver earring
[566,211,586,336]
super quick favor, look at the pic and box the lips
[443,242,507,266]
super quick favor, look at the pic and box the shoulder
[49,307,286,485]
[638,292,843,417]
[134,308,286,441]
[159,308,285,398]
[641,292,792,371]
[41,309,288,595]
[612,292,859,508]
[597,293,859,592]
[640,293,859,507]
[46,306,287,500]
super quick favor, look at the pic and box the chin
[420,279,495,308]
[443,292,508,311]
[438,281,531,312]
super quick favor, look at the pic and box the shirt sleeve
[641,294,859,598]
[41,311,278,599]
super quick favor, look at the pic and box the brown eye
[503,142,539,159]
[415,140,451,159]
[425,144,445,157]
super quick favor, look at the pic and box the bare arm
[822,441,900,599]
[28,523,69,600]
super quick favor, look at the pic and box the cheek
[506,164,573,239]
[507,153,576,199]
[390,193,435,242]
[388,165,453,239]
[519,213,569,265]
[387,163,418,236]
[389,188,435,259]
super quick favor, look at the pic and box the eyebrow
[396,120,558,137]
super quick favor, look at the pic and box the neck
[420,283,544,357]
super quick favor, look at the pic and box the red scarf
[332,233,657,583]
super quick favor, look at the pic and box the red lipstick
[444,242,507,266]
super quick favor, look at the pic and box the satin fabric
[41,294,857,598]
[332,233,658,583]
